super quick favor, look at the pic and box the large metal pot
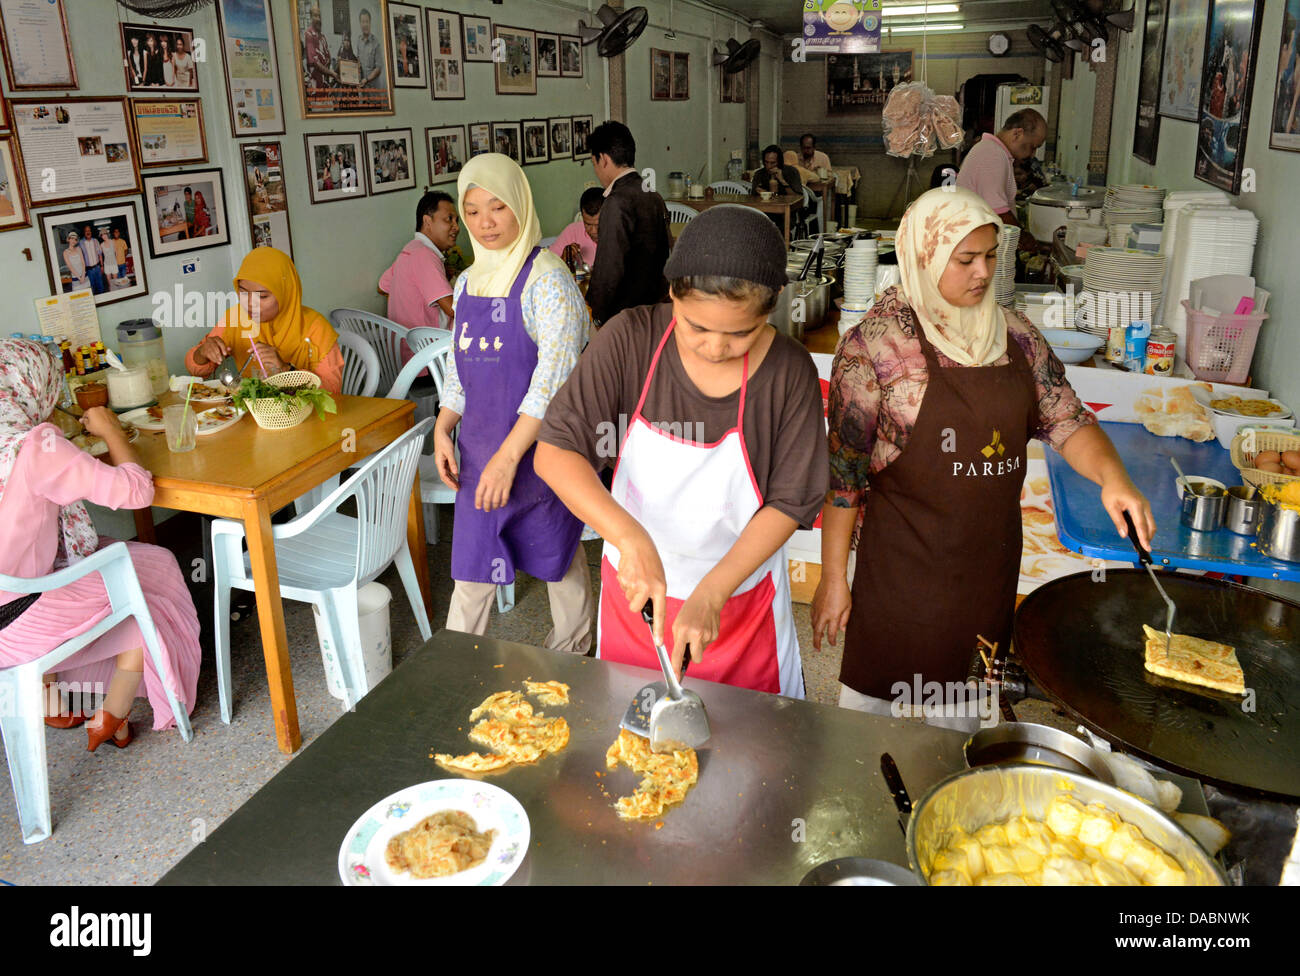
[770,272,831,342]
[905,764,1226,886]
[1257,496,1300,562]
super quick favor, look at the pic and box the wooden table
[664,194,803,245]
[131,393,432,754]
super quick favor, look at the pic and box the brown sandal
[86,709,133,751]
[44,711,87,729]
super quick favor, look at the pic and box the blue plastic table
[1043,421,1300,582]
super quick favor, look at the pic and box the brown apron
[840,319,1037,700]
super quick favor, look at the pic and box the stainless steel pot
[905,764,1226,886]
[1257,497,1300,562]
[770,273,831,342]
[963,722,1115,784]
[1180,484,1227,531]
[1225,485,1261,536]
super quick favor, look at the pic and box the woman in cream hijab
[813,187,1153,729]
[433,153,593,650]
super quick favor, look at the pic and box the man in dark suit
[585,121,670,326]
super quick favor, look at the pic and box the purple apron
[450,247,583,584]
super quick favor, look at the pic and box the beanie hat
[663,204,788,292]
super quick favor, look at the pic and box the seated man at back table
[956,108,1047,250]
[549,186,602,270]
[379,189,459,329]
[785,132,832,177]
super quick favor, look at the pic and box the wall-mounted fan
[1027,23,1068,63]
[579,4,650,57]
[712,38,761,74]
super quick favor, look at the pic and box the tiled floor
[0,507,877,885]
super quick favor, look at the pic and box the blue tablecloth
[1043,421,1300,582]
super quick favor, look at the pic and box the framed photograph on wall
[1193,0,1263,194]
[11,97,141,206]
[389,1,425,88]
[216,0,287,138]
[1133,0,1168,164]
[304,131,366,203]
[468,121,492,157]
[291,0,395,118]
[240,141,293,258]
[365,127,416,193]
[548,117,572,159]
[494,25,536,95]
[0,135,31,231]
[120,22,199,94]
[651,49,671,100]
[560,34,583,78]
[426,124,466,184]
[39,202,147,307]
[0,0,77,91]
[720,66,746,103]
[1159,0,1209,121]
[536,32,560,77]
[131,99,208,168]
[426,8,465,100]
[571,115,592,161]
[463,15,493,63]
[142,167,231,259]
[522,119,549,164]
[491,121,522,163]
[672,52,690,100]
[1269,0,1300,151]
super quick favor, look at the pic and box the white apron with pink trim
[596,320,804,698]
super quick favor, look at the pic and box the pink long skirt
[0,541,201,730]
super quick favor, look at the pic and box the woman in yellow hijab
[185,247,343,393]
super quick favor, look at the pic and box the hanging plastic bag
[882,82,964,158]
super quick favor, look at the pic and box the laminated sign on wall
[802,0,882,55]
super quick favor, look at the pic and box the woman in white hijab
[433,154,594,649]
[813,187,1152,728]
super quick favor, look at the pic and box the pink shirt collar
[982,132,1014,160]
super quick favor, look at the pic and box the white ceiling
[703,0,1058,36]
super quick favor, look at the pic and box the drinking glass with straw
[175,380,195,450]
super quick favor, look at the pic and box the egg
[1256,450,1282,466]
[1257,461,1285,474]
[1282,451,1300,470]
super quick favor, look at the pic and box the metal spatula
[1123,510,1174,653]
[618,602,709,753]
[619,601,689,740]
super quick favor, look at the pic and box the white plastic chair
[389,338,515,614]
[406,325,448,353]
[802,184,823,236]
[666,201,698,224]
[329,308,410,394]
[336,330,381,397]
[211,418,436,717]
[709,180,750,196]
[0,543,194,843]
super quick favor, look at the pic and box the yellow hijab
[457,153,568,297]
[220,247,337,373]
[896,187,1008,367]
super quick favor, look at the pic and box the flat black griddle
[1013,570,1300,801]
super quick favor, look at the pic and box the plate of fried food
[195,404,244,435]
[170,375,234,404]
[338,780,529,886]
[71,422,139,457]
[120,405,167,432]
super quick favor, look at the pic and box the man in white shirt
[956,109,1046,248]
[785,132,832,175]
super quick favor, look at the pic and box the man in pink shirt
[548,187,602,269]
[379,190,459,329]
[955,108,1046,249]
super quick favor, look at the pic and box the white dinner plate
[338,780,529,886]
[170,375,234,403]
[195,405,245,435]
[1187,385,1292,421]
[119,406,165,431]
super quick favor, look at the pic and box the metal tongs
[1123,510,1174,653]
[796,233,825,282]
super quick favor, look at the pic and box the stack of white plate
[1102,184,1165,244]
[1014,292,1056,329]
[994,225,1020,306]
[841,238,878,311]
[1078,246,1166,337]
[1161,204,1259,346]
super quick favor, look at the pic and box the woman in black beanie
[535,206,828,697]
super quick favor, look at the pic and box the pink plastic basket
[1181,299,1268,385]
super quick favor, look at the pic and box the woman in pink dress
[0,339,200,749]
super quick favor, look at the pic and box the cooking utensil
[799,857,920,886]
[641,603,709,754]
[906,764,1226,885]
[1123,510,1174,654]
[215,352,255,388]
[617,601,697,743]
[1014,569,1300,800]
[879,752,911,837]
[1170,455,1197,494]
[1257,495,1300,563]
[963,722,1116,784]
[1180,483,1227,531]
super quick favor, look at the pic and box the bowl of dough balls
[906,765,1226,886]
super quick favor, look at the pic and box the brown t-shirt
[539,302,829,528]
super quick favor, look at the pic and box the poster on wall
[826,51,912,113]
[1270,0,1300,151]
[131,99,208,168]
[1133,0,1168,164]
[802,0,883,55]
[11,98,142,205]
[1159,0,1209,121]
[291,0,394,117]
[240,141,293,258]
[216,0,287,138]
[1193,0,1263,194]
[427,8,465,100]
[38,202,147,308]
[0,0,77,91]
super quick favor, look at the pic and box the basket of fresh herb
[231,371,337,430]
